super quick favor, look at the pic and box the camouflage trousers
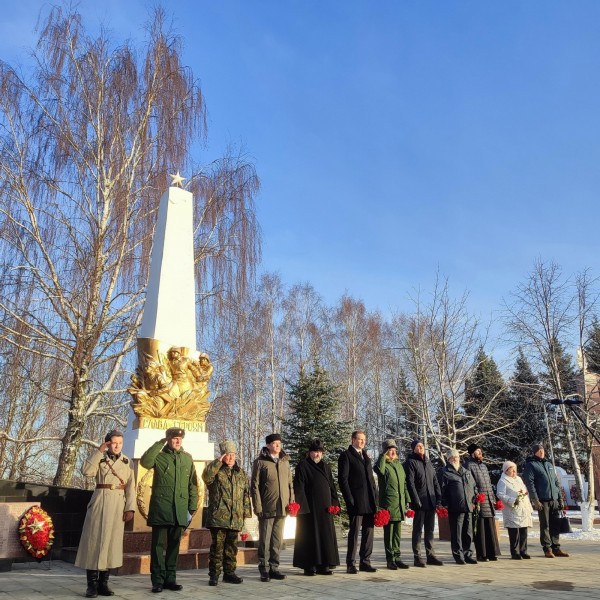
[209,527,239,576]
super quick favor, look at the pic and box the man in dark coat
[404,439,443,567]
[523,443,569,558]
[464,443,500,561]
[293,439,340,575]
[338,430,377,573]
[251,433,294,582]
[140,427,198,593]
[438,449,477,564]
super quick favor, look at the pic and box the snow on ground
[406,509,600,540]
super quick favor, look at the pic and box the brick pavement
[0,529,598,599]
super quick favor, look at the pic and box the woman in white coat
[496,461,533,560]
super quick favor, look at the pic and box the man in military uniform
[202,440,252,586]
[75,430,135,598]
[140,428,198,593]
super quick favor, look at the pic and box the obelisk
[123,173,214,531]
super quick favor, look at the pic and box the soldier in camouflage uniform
[202,440,252,586]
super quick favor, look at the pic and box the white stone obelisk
[139,185,196,350]
[123,181,213,486]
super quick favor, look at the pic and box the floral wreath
[18,506,55,559]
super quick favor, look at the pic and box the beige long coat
[74,450,136,570]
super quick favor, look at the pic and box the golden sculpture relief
[128,338,213,421]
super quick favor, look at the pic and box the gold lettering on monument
[134,417,205,432]
[128,338,212,423]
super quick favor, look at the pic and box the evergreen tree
[540,339,581,468]
[391,369,419,452]
[501,349,547,465]
[584,318,600,373]
[463,347,508,462]
[282,364,351,468]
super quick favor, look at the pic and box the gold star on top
[28,518,45,534]
[169,171,186,188]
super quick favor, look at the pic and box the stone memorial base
[0,502,41,567]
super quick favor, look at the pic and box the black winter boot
[98,571,114,596]
[85,570,99,598]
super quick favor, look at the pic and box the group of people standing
[74,428,570,598]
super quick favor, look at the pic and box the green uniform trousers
[383,521,402,562]
[150,525,183,585]
[209,528,239,575]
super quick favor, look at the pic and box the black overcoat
[293,458,340,569]
[438,464,476,514]
[338,446,377,516]
[404,452,441,511]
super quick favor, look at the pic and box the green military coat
[374,452,409,522]
[140,440,199,527]
[202,458,252,531]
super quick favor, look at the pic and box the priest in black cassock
[293,439,341,575]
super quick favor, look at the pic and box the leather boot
[85,570,99,598]
[98,571,114,596]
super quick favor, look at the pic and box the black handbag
[559,511,572,534]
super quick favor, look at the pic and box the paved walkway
[1,530,598,600]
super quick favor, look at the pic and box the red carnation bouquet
[374,508,391,527]
[406,509,415,518]
[435,506,448,518]
[287,502,300,517]
[494,500,504,510]
[18,506,55,559]
[240,533,250,542]
[327,505,341,515]
[476,492,486,504]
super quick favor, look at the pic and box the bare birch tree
[393,278,507,462]
[0,7,259,485]
[504,260,588,503]
[574,269,600,528]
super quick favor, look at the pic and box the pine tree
[501,349,547,465]
[584,318,600,374]
[463,347,508,462]
[391,369,419,452]
[540,339,581,467]
[282,364,351,468]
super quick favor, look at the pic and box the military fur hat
[105,429,124,442]
[382,438,398,452]
[265,433,281,444]
[166,427,185,439]
[219,440,237,454]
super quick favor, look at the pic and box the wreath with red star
[18,506,55,559]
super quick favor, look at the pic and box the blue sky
[2,1,600,355]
